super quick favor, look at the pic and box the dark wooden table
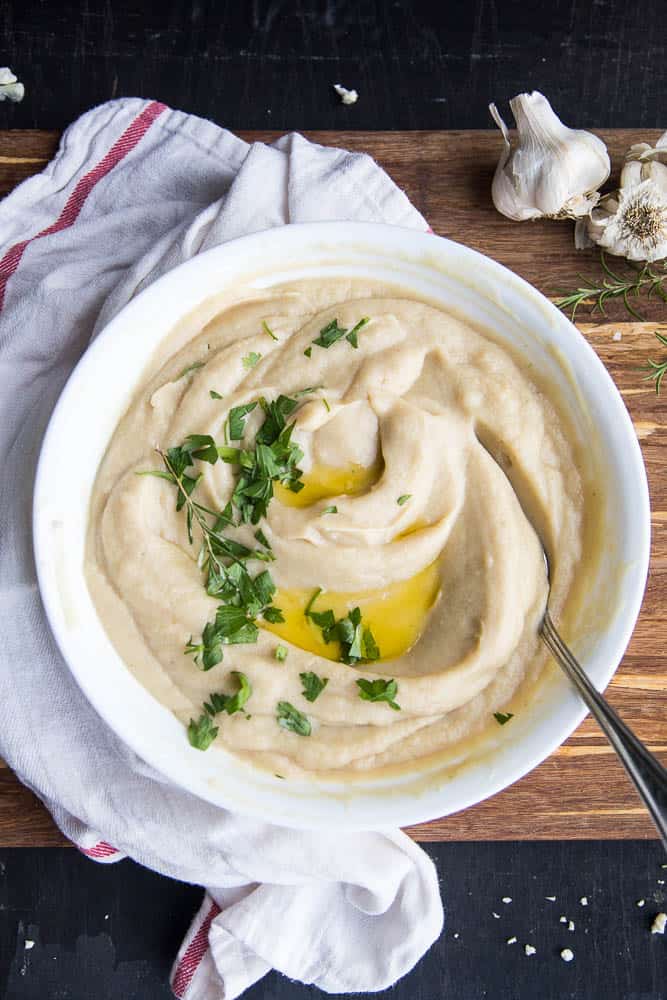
[0,2,665,998]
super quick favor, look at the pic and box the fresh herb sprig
[554,252,667,322]
[642,330,667,394]
[305,317,370,357]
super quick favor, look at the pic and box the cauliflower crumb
[568,920,575,932]
[333,83,358,106]
[637,900,646,908]
[545,896,556,902]
[659,880,665,886]
[24,940,34,950]
[524,944,536,956]
[453,932,459,939]
[507,936,517,945]
[560,948,574,962]
[559,916,567,924]
[502,897,512,904]
[612,331,622,341]
[651,912,666,935]
[580,897,588,906]
[492,912,501,919]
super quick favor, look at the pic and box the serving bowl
[33,221,651,831]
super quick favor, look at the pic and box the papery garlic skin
[489,92,610,221]
[0,67,25,103]
[577,131,667,262]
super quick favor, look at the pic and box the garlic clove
[489,92,610,222]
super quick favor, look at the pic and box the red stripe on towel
[0,100,167,311]
[172,900,222,998]
[78,840,121,860]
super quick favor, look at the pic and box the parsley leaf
[300,671,328,702]
[180,434,219,464]
[397,494,412,506]
[304,347,312,358]
[188,713,218,750]
[228,402,258,441]
[204,671,252,717]
[277,701,312,736]
[321,505,338,515]
[209,389,223,400]
[262,320,279,341]
[177,360,206,380]
[242,351,262,370]
[493,711,514,726]
[304,592,380,663]
[309,316,369,352]
[275,644,288,662]
[262,605,286,623]
[356,678,400,710]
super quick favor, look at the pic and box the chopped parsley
[275,644,288,662]
[310,317,369,351]
[242,351,262,370]
[356,678,400,711]
[304,591,380,664]
[397,494,412,506]
[177,360,206,380]
[262,320,279,341]
[300,671,328,702]
[188,713,218,750]
[321,505,338,515]
[204,671,252,716]
[277,701,311,736]
[494,711,514,725]
[228,401,258,441]
[209,389,223,400]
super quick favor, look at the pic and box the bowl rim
[33,220,651,831]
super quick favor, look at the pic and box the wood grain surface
[0,128,664,845]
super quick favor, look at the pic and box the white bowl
[33,222,650,831]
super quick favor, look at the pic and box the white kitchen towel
[0,98,442,999]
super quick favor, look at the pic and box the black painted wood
[0,843,665,999]
[0,0,665,132]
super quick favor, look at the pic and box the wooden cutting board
[1,128,665,845]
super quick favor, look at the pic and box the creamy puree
[86,279,585,778]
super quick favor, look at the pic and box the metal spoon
[540,555,667,852]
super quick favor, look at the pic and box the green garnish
[262,320,279,341]
[310,317,369,351]
[493,711,514,726]
[397,494,412,506]
[642,331,667,395]
[356,678,400,711]
[209,389,223,400]
[204,671,252,716]
[554,251,667,322]
[242,351,262,370]
[321,505,338,515]
[185,607,259,669]
[188,713,218,750]
[177,360,206,380]
[228,402,258,441]
[275,644,288,662]
[262,606,286,623]
[304,591,380,664]
[254,528,271,549]
[277,701,311,736]
[322,397,331,412]
[300,671,328,702]
[304,347,312,358]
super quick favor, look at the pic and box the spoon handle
[541,610,667,852]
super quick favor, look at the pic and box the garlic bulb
[489,92,610,221]
[576,131,667,261]
[0,67,24,103]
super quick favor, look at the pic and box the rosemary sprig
[642,331,667,395]
[554,252,667,322]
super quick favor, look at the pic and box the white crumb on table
[568,920,575,932]
[453,932,459,939]
[580,897,588,906]
[659,880,665,886]
[492,912,501,919]
[651,912,666,935]
[24,940,34,950]
[612,331,622,341]
[506,936,517,945]
[560,948,574,962]
[559,916,567,923]
[524,944,536,956]
[637,900,646,908]
[545,896,556,901]
[333,83,358,105]
[502,897,512,904]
